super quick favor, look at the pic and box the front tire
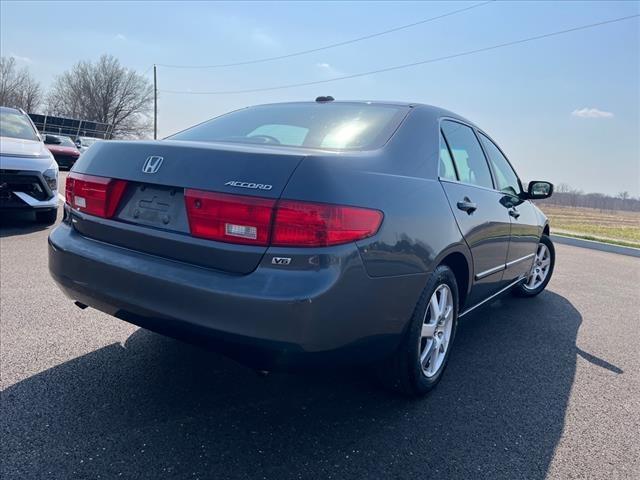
[35,208,58,225]
[513,234,555,297]
[376,265,459,397]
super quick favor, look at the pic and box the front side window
[438,131,457,181]
[440,120,493,189]
[0,109,39,141]
[169,103,408,151]
[479,133,520,196]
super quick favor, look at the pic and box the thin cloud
[250,28,278,48]
[114,33,127,41]
[10,53,32,64]
[571,107,614,119]
[316,62,342,76]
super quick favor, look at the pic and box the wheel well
[440,252,469,309]
[543,224,550,236]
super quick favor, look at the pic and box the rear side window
[441,120,493,189]
[169,103,408,151]
[438,131,457,181]
[478,133,521,196]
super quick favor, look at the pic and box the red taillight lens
[272,200,383,247]
[65,172,127,218]
[184,189,276,246]
[184,190,383,247]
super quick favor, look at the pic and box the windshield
[0,109,39,141]
[169,103,408,150]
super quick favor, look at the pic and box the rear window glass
[54,136,76,147]
[169,103,408,151]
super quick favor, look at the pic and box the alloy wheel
[525,243,551,290]
[419,284,454,378]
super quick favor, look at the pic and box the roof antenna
[315,96,335,103]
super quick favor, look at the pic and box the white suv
[0,106,59,224]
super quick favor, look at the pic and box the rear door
[439,120,512,306]
[478,132,539,280]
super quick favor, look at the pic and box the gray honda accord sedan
[48,99,555,396]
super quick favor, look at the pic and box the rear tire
[513,234,555,297]
[376,265,459,397]
[35,208,57,225]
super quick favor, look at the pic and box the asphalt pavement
[1,179,639,479]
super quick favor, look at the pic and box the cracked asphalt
[1,175,638,479]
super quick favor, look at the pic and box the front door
[477,132,539,280]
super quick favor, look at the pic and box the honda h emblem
[142,156,163,174]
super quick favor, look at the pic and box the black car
[48,100,554,396]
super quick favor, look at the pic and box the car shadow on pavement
[0,211,56,237]
[2,291,594,479]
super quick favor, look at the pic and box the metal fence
[28,113,114,140]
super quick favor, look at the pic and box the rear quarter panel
[281,106,470,280]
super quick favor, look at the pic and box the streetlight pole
[153,64,157,140]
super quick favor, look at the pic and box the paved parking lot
[1,178,639,479]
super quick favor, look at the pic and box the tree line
[535,183,640,212]
[0,55,152,138]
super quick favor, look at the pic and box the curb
[551,234,640,258]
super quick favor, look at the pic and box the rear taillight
[184,189,276,246]
[272,200,383,247]
[65,172,127,218]
[184,189,383,247]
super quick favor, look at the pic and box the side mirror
[75,140,82,148]
[526,181,553,199]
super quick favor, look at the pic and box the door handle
[457,197,477,214]
[509,208,520,219]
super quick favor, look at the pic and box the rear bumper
[48,222,427,369]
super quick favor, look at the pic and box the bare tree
[0,56,43,112]
[537,188,640,212]
[46,55,153,138]
[618,191,630,210]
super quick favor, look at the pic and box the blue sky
[1,1,638,195]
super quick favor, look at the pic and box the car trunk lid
[68,140,305,274]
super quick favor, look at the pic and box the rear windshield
[58,136,76,147]
[0,109,39,141]
[169,103,408,151]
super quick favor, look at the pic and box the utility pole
[153,64,157,140]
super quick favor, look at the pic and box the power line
[160,14,639,95]
[156,1,494,69]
